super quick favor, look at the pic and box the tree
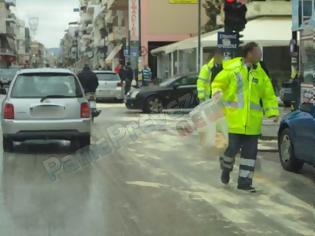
[203,0,222,33]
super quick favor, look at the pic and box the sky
[13,0,79,48]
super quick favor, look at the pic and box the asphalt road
[0,102,314,236]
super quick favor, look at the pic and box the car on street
[278,102,315,172]
[1,68,91,152]
[0,68,20,87]
[125,73,198,113]
[94,70,124,101]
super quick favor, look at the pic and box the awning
[152,16,291,55]
[202,17,291,47]
[105,44,122,64]
[151,30,219,55]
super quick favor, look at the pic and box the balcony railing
[0,48,16,56]
[107,26,126,42]
[5,0,16,7]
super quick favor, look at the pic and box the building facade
[61,0,208,75]
[0,0,16,68]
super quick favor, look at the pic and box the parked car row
[125,73,198,113]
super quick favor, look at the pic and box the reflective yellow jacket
[212,57,279,135]
[197,59,215,101]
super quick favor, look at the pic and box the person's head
[144,65,148,69]
[242,42,262,65]
[83,64,90,70]
[213,48,223,64]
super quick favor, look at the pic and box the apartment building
[0,0,16,68]
[30,41,45,67]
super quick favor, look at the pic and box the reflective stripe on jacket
[211,57,279,135]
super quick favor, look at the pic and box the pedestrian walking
[197,49,223,102]
[142,65,152,87]
[211,42,280,193]
[124,62,133,95]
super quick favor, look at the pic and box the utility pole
[197,0,202,72]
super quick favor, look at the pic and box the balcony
[0,48,15,56]
[86,24,93,33]
[107,26,126,42]
[5,0,16,7]
[107,0,128,10]
[6,13,16,24]
[105,10,114,25]
[87,4,95,15]
[95,38,106,48]
[82,14,93,24]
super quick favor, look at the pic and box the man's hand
[212,91,223,100]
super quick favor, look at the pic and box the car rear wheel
[279,128,304,172]
[71,135,91,151]
[79,135,91,148]
[144,96,163,113]
[3,136,13,152]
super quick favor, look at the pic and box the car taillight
[117,82,122,87]
[81,103,90,118]
[4,103,14,120]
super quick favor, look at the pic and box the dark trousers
[220,134,259,187]
[124,80,132,95]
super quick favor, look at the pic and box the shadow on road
[11,140,73,155]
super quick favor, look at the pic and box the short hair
[242,42,259,57]
[214,48,223,55]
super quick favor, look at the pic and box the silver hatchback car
[1,68,91,152]
[95,71,124,101]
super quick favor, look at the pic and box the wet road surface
[0,102,314,236]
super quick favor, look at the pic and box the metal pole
[197,0,201,72]
[139,0,142,58]
[137,0,141,86]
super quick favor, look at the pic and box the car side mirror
[299,102,314,114]
[0,88,6,95]
[173,84,178,90]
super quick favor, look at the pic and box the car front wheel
[279,128,304,172]
[143,96,163,113]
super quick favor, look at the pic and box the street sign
[217,32,238,49]
[169,0,197,3]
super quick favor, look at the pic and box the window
[11,73,83,98]
[96,73,119,81]
[174,75,197,86]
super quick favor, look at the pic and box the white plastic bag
[190,97,228,155]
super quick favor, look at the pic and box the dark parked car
[125,74,198,113]
[278,102,315,172]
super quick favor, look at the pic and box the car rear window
[96,73,119,81]
[11,73,83,98]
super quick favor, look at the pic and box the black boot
[237,185,256,193]
[221,169,230,185]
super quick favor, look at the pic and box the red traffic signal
[225,0,236,3]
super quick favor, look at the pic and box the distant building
[0,0,17,68]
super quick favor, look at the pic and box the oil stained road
[0,103,314,236]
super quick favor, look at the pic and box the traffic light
[224,0,247,33]
[236,32,244,47]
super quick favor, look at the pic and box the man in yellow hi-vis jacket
[197,49,223,102]
[212,42,279,193]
